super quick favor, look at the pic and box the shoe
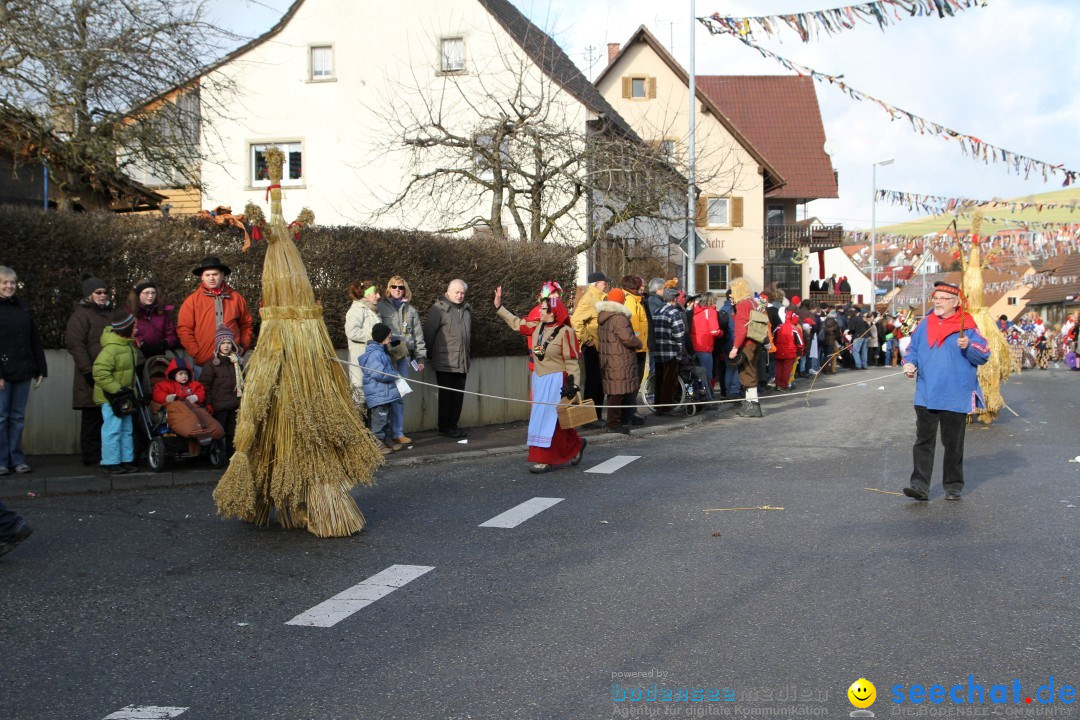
[13,463,32,474]
[604,426,630,435]
[629,414,645,426]
[582,420,605,430]
[571,437,587,466]
[0,467,8,476]
[528,463,552,474]
[386,442,403,452]
[944,491,962,501]
[736,401,762,418]
[0,522,33,558]
[902,486,929,502]
[438,429,466,438]
[378,445,393,456]
[393,436,412,445]
[102,464,129,475]
[120,463,138,472]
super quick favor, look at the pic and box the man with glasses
[901,281,989,501]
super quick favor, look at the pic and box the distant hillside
[871,187,1080,236]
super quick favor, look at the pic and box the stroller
[136,354,227,472]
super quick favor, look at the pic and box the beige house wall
[596,41,767,292]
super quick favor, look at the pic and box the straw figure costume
[959,213,1013,425]
[213,148,384,537]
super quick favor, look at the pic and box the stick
[864,488,904,496]
[703,505,784,512]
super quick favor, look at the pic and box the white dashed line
[103,707,188,719]
[479,497,565,528]
[286,564,435,628]
[585,455,642,474]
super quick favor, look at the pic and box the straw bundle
[213,147,383,537]
[961,214,1013,425]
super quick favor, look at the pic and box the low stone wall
[23,350,531,455]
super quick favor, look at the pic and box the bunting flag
[844,226,1080,263]
[709,33,1080,186]
[878,189,1080,215]
[699,0,987,43]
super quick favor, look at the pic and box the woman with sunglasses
[494,284,586,474]
[376,276,427,446]
[65,274,114,466]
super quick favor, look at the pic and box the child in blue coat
[359,323,403,455]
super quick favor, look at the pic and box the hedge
[0,205,578,356]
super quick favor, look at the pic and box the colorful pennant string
[878,189,1080,215]
[699,0,988,42]
[705,33,1079,186]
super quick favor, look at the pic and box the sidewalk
[0,401,738,499]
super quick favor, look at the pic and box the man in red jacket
[177,257,254,367]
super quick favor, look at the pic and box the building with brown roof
[596,26,840,297]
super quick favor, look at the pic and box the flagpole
[687,0,697,293]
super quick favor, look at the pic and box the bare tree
[0,0,239,201]
[370,32,742,263]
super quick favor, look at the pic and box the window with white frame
[310,45,334,80]
[706,197,729,227]
[440,37,465,73]
[707,264,730,292]
[250,142,303,187]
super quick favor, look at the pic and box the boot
[746,401,763,417]
[736,400,751,417]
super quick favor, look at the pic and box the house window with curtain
[251,141,303,187]
[440,37,465,73]
[707,197,729,227]
[310,45,334,80]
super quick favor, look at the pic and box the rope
[326,354,907,410]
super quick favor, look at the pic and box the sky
[207,0,1080,233]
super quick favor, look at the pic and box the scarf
[926,310,977,348]
[224,351,245,397]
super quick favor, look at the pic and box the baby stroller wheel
[208,439,227,469]
[148,437,167,472]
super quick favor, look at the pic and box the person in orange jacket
[176,256,254,367]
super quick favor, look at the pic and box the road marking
[479,497,565,528]
[103,707,188,719]
[585,455,641,474]
[286,564,435,628]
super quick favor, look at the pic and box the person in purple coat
[126,280,179,358]
[901,281,989,501]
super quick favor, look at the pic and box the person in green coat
[92,311,143,474]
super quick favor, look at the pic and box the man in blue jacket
[901,282,989,501]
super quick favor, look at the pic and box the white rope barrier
[327,355,908,410]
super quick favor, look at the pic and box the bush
[0,206,577,356]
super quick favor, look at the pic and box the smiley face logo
[848,678,876,709]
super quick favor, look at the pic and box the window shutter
[622,77,632,98]
[730,263,743,279]
[695,265,707,292]
[695,197,707,227]
[731,197,744,227]
[647,77,657,99]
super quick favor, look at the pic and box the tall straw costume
[958,212,1013,425]
[213,148,384,537]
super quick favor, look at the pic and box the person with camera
[92,310,143,475]
[495,285,586,474]
[377,276,426,446]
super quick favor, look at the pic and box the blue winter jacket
[359,340,401,408]
[904,315,989,413]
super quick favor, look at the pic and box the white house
[807,247,874,304]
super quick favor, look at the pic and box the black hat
[587,271,607,284]
[134,279,157,295]
[192,256,232,277]
[371,323,392,343]
[81,274,107,297]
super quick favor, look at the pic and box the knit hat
[134,279,157,295]
[82,274,107,298]
[606,288,626,304]
[371,323,391,343]
[790,295,801,306]
[587,271,607,284]
[214,324,236,351]
[110,309,135,331]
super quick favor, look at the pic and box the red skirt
[528,423,582,465]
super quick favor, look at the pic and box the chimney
[607,43,620,64]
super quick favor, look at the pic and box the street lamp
[871,158,894,308]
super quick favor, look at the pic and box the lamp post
[871,158,894,309]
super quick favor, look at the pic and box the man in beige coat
[571,272,608,416]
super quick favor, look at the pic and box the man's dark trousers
[582,345,604,407]
[910,405,967,494]
[435,371,468,432]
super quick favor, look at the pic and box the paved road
[2,368,1077,720]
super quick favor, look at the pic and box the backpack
[746,306,770,344]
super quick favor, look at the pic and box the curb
[3,403,745,498]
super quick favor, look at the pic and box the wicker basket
[557,394,597,429]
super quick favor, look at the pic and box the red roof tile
[695,76,838,201]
